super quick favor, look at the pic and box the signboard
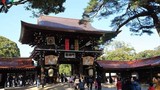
[64,52,76,58]
[45,55,58,65]
[82,56,94,65]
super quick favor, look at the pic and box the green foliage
[135,46,160,59]
[0,36,20,57]
[59,64,71,76]
[100,41,136,61]
[82,0,160,35]
[0,0,66,17]
[98,41,160,61]
[26,0,66,17]
[135,50,157,59]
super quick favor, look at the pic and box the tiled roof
[0,58,35,69]
[96,56,160,70]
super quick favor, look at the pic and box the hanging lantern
[48,69,54,77]
[88,68,93,76]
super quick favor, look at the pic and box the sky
[0,0,160,57]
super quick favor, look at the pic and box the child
[148,82,155,90]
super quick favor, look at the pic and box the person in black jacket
[122,77,132,90]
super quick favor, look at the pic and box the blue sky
[0,0,160,57]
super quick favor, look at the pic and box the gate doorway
[59,64,71,76]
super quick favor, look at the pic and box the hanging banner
[45,55,58,65]
[74,39,79,50]
[82,56,94,65]
[65,39,69,50]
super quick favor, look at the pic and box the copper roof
[19,16,118,44]
[0,58,35,69]
[96,56,160,70]
[38,16,100,31]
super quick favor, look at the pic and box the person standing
[131,77,141,90]
[148,82,155,90]
[153,77,160,90]
[68,76,73,87]
[94,79,98,90]
[96,76,102,90]
[122,77,132,90]
[36,75,40,88]
[60,73,64,83]
[74,76,80,90]
[88,76,93,90]
[116,78,122,90]
[78,79,85,90]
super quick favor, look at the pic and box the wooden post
[79,58,83,77]
[40,51,45,87]
[150,67,153,82]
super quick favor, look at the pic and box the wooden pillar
[150,67,153,82]
[101,70,106,83]
[40,51,45,87]
[79,58,83,77]
[109,72,113,83]
[70,64,73,75]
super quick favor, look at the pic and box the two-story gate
[19,16,118,84]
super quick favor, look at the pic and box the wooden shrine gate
[19,16,118,84]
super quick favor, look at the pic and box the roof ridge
[38,15,81,22]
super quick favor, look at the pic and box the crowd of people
[67,75,102,90]
[5,73,35,87]
[5,72,160,90]
[116,76,160,90]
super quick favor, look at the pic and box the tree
[99,41,136,61]
[0,0,66,17]
[0,36,20,57]
[135,50,158,59]
[154,45,160,56]
[59,64,71,76]
[81,0,160,36]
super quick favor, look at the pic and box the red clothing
[116,81,122,90]
[148,86,155,90]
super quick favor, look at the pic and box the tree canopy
[98,41,160,61]
[0,0,66,17]
[81,0,160,36]
[59,64,71,76]
[99,41,136,61]
[0,36,20,57]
